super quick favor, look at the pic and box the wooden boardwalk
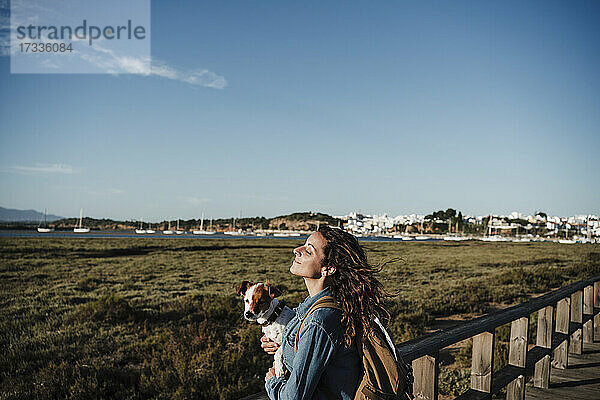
[525,341,600,400]
[241,342,600,400]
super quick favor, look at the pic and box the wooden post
[553,297,570,369]
[595,281,600,341]
[583,285,594,344]
[507,317,528,400]
[569,290,583,355]
[471,331,494,393]
[534,306,553,389]
[412,353,438,400]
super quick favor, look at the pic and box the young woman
[262,225,390,400]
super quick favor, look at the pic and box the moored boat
[73,208,90,233]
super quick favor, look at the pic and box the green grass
[1,237,598,399]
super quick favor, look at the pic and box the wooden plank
[595,282,600,341]
[506,374,526,400]
[534,306,553,389]
[535,306,553,348]
[471,331,494,393]
[412,353,438,400]
[553,298,569,370]
[568,291,582,355]
[507,316,528,400]
[533,355,551,390]
[397,277,600,363]
[583,285,594,315]
[582,286,594,344]
[509,317,529,367]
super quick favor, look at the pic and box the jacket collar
[295,287,332,320]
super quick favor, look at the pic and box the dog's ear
[264,281,281,299]
[236,280,253,296]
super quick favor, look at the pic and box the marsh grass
[1,238,598,399]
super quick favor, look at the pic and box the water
[0,230,440,242]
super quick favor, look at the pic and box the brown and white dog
[237,280,295,378]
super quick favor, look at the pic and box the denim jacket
[265,287,360,400]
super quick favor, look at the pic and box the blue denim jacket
[265,287,360,400]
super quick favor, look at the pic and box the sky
[0,0,599,221]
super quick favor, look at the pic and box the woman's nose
[293,246,302,256]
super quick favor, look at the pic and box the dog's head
[236,280,280,322]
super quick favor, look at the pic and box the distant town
[336,209,599,243]
[1,206,599,244]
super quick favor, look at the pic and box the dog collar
[258,299,285,326]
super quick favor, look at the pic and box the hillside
[0,206,63,222]
[1,210,342,231]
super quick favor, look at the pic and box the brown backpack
[294,296,414,400]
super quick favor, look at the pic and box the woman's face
[290,232,327,278]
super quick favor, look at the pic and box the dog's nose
[245,311,253,318]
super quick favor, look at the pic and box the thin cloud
[87,45,227,88]
[10,163,78,174]
[151,60,227,89]
[179,196,211,206]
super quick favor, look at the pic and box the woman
[262,225,390,400]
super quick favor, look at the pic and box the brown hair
[317,225,390,347]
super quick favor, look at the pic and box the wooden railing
[399,276,600,400]
[241,276,600,400]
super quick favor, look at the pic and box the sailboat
[135,218,146,234]
[193,212,216,235]
[163,220,174,235]
[37,208,54,233]
[175,218,185,234]
[73,208,90,233]
[145,223,156,234]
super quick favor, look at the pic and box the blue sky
[1,0,599,221]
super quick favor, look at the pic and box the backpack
[294,296,414,400]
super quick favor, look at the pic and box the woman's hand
[265,366,276,382]
[260,335,280,355]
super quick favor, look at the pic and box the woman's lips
[294,258,301,264]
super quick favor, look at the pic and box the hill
[0,206,63,222]
[2,211,343,231]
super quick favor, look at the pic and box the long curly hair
[318,225,390,347]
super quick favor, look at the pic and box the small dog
[237,280,295,378]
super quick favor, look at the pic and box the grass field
[1,237,599,399]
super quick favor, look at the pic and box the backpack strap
[294,295,342,355]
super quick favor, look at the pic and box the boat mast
[79,208,83,229]
[200,212,204,231]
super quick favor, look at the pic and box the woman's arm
[265,322,337,400]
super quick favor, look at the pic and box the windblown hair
[318,225,390,347]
